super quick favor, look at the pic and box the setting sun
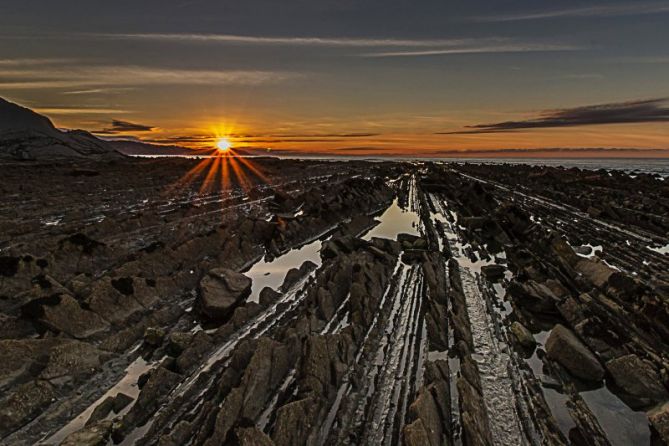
[216,138,232,152]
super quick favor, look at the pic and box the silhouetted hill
[0,97,123,160]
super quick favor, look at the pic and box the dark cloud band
[443,98,669,134]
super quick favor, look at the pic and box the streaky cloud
[0,58,75,66]
[105,120,155,132]
[614,56,669,64]
[0,66,298,90]
[430,147,669,155]
[473,1,669,22]
[233,132,380,138]
[443,98,669,134]
[62,87,136,95]
[33,106,132,115]
[98,33,483,48]
[147,136,213,144]
[331,146,391,152]
[361,43,584,58]
[239,138,350,143]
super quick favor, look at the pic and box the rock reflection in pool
[581,386,650,445]
[244,239,323,303]
[363,198,420,241]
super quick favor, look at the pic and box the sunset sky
[1,0,668,157]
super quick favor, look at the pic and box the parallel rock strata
[0,158,666,445]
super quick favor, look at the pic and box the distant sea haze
[134,153,669,177]
[443,157,669,177]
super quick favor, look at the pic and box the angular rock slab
[199,268,252,320]
[546,324,604,382]
[606,354,668,406]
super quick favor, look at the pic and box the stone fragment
[167,331,193,356]
[234,427,275,446]
[40,340,108,381]
[481,264,506,282]
[112,392,133,413]
[575,258,615,288]
[403,419,432,446]
[29,294,110,339]
[86,397,114,426]
[510,321,536,348]
[606,354,668,407]
[143,326,166,347]
[546,324,604,382]
[199,268,252,320]
[0,380,56,437]
[62,420,112,446]
[649,402,669,444]
[259,287,281,307]
[272,397,318,446]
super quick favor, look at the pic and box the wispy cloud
[558,73,605,80]
[33,107,132,115]
[613,56,669,64]
[443,98,669,134]
[473,1,669,22]
[332,146,391,152]
[239,138,352,143]
[145,135,213,144]
[62,87,136,95]
[234,132,379,138]
[105,119,155,132]
[93,119,156,135]
[97,33,481,48]
[431,147,669,155]
[0,58,75,66]
[95,33,585,59]
[230,132,381,144]
[361,42,583,58]
[0,65,298,90]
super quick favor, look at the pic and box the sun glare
[165,123,273,208]
[217,138,232,152]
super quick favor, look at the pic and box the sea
[441,158,669,177]
[134,154,669,177]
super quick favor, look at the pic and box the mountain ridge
[0,97,124,160]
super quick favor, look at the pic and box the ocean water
[292,156,669,177]
[134,154,669,177]
[443,158,669,177]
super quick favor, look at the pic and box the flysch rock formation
[0,152,667,446]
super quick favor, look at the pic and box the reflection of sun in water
[216,138,232,152]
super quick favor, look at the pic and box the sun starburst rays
[167,144,269,205]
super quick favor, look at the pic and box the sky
[1,0,668,157]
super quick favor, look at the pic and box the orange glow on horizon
[75,112,669,159]
[47,97,669,159]
[151,123,669,158]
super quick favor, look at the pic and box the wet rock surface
[199,268,252,320]
[546,324,605,382]
[1,158,667,446]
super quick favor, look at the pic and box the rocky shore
[0,158,667,445]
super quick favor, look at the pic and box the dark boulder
[510,322,536,349]
[481,264,506,282]
[280,260,318,292]
[606,354,668,408]
[546,324,604,382]
[62,420,112,446]
[199,268,252,320]
[508,280,564,314]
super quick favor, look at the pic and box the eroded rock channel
[1,158,667,445]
